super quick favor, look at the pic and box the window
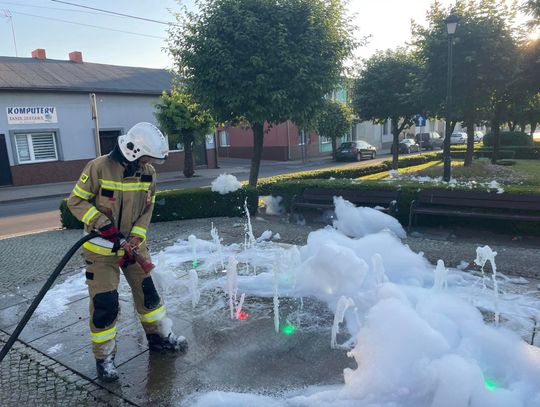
[383,119,391,135]
[15,132,58,163]
[356,141,368,148]
[320,135,331,144]
[219,130,230,147]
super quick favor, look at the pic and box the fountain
[433,259,448,290]
[331,296,356,349]
[474,245,500,325]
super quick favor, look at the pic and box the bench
[409,190,540,228]
[290,188,400,221]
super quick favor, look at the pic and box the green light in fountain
[484,377,498,391]
[192,261,199,268]
[282,323,296,336]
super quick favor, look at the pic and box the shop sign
[6,107,58,124]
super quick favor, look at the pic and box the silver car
[450,132,467,144]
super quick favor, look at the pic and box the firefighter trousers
[83,246,166,359]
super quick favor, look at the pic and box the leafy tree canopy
[351,48,421,127]
[412,0,518,123]
[154,89,214,177]
[351,48,422,169]
[170,0,354,128]
[316,99,353,158]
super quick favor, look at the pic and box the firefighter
[67,122,187,382]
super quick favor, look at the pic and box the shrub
[60,187,259,229]
[257,152,442,194]
[483,131,532,147]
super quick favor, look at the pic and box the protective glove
[98,224,121,244]
[124,236,143,257]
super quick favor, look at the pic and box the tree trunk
[249,122,265,187]
[464,118,475,167]
[331,136,337,160]
[183,132,195,178]
[508,121,516,132]
[531,122,538,137]
[391,120,400,170]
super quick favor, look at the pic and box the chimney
[31,49,46,60]
[69,51,83,63]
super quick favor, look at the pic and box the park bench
[409,190,540,228]
[289,188,400,220]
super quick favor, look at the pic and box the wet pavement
[1,215,540,406]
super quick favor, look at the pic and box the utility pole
[90,93,101,157]
[3,10,18,57]
[443,13,459,182]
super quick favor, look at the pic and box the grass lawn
[360,158,540,192]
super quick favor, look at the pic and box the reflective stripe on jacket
[67,155,156,256]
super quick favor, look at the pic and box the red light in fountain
[238,311,249,320]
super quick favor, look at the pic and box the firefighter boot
[146,332,188,353]
[96,355,119,382]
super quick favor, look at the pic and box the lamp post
[443,13,459,182]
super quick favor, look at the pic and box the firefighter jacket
[67,154,156,256]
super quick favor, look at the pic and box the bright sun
[528,30,540,40]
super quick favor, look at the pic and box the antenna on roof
[2,10,18,57]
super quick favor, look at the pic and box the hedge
[60,187,259,229]
[449,146,540,160]
[483,131,532,147]
[257,152,443,195]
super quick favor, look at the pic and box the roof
[0,56,172,95]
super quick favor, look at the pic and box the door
[0,134,13,186]
[99,130,122,155]
[193,137,208,166]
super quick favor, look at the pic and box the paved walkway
[1,216,539,405]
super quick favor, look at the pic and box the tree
[316,99,353,160]
[351,49,422,170]
[154,89,214,178]
[413,0,518,168]
[168,0,354,186]
[524,0,540,25]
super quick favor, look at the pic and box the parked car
[336,140,377,161]
[474,131,484,142]
[392,138,421,154]
[415,132,443,150]
[450,132,468,144]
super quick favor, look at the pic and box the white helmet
[118,122,169,164]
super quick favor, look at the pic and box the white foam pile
[211,173,242,194]
[388,172,506,193]
[37,196,540,406]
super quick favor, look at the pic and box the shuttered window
[15,133,58,163]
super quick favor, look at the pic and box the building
[216,86,353,161]
[0,49,217,187]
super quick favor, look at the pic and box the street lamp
[443,13,459,182]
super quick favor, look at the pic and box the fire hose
[0,231,154,363]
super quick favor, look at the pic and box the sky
[0,0,533,69]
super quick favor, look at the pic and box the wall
[217,121,331,161]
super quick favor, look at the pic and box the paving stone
[0,332,132,406]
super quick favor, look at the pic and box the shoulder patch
[80,173,89,183]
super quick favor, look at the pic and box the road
[0,155,391,239]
